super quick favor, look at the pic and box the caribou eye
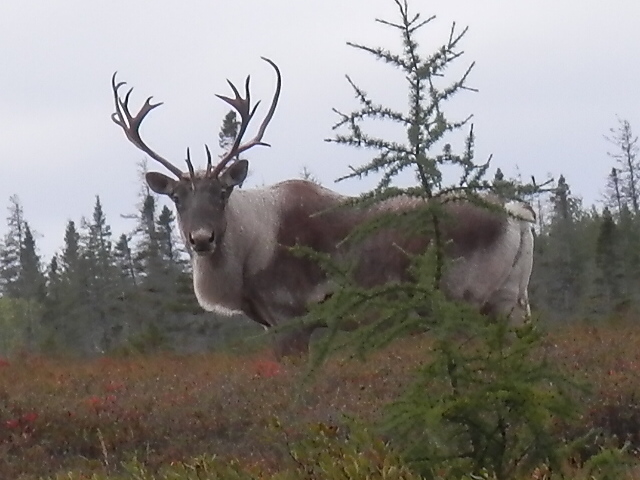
[171,194,180,205]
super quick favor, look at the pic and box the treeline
[0,186,260,357]
[0,118,638,356]
[529,118,640,321]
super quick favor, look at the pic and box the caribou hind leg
[273,325,316,360]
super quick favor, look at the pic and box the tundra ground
[1,321,640,479]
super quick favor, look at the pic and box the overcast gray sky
[1,1,638,261]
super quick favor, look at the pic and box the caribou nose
[188,229,215,253]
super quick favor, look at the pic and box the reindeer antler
[209,57,282,178]
[112,58,281,180]
[111,73,185,179]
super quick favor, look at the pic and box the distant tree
[40,253,64,352]
[86,197,113,273]
[19,221,46,350]
[135,194,163,280]
[45,219,91,351]
[217,109,250,187]
[130,192,171,348]
[606,118,640,214]
[19,223,46,302]
[0,195,25,297]
[616,204,640,304]
[61,221,81,272]
[111,232,139,342]
[218,110,240,151]
[155,203,199,316]
[531,175,589,318]
[45,255,61,306]
[81,196,119,352]
[114,233,137,288]
[491,168,517,199]
[0,297,40,356]
[604,167,624,216]
[593,207,624,313]
[0,196,45,351]
[550,175,578,221]
[58,220,86,300]
[157,205,178,263]
[19,223,46,348]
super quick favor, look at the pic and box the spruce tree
[616,204,640,304]
[606,118,640,214]
[156,205,197,314]
[45,255,61,308]
[534,175,588,318]
[48,219,96,352]
[0,197,45,352]
[218,110,240,150]
[41,254,63,348]
[58,220,88,316]
[594,207,624,314]
[19,223,46,302]
[81,196,118,352]
[314,0,503,352]
[217,110,248,187]
[604,167,624,216]
[157,205,178,263]
[60,220,82,280]
[130,192,170,349]
[303,1,576,477]
[0,195,25,298]
[111,232,139,341]
[491,168,519,200]
[135,193,164,282]
[114,233,137,288]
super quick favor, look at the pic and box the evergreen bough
[299,1,582,478]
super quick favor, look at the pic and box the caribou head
[111,58,281,255]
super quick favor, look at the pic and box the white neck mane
[191,186,282,315]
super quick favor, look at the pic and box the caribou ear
[219,160,249,189]
[146,172,176,195]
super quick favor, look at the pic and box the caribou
[111,58,535,358]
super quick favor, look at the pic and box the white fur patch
[188,186,283,315]
[191,258,239,315]
[505,201,536,223]
[225,187,282,274]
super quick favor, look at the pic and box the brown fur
[230,182,527,358]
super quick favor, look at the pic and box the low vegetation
[0,321,639,479]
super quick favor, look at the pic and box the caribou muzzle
[188,229,216,254]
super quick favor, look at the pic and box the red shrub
[253,359,283,378]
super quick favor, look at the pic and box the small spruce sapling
[300,1,581,478]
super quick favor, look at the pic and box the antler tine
[210,58,282,178]
[210,76,255,177]
[111,72,184,179]
[205,144,213,175]
[185,147,196,180]
[239,57,281,152]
